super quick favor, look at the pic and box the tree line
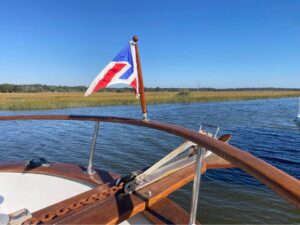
[0,84,86,93]
[0,84,299,93]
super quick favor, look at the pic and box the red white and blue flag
[85,41,138,97]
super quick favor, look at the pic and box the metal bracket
[6,209,32,225]
[124,123,220,194]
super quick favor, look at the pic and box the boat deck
[0,162,205,224]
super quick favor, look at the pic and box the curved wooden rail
[0,114,300,208]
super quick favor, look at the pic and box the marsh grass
[0,90,300,110]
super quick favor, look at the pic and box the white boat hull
[0,172,94,214]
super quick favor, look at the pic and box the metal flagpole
[132,36,148,120]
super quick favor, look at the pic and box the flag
[85,41,138,97]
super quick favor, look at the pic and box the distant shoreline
[1,84,300,93]
[0,90,299,111]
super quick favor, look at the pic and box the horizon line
[0,83,300,90]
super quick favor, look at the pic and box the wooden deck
[0,162,119,186]
[205,153,234,170]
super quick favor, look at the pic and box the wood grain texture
[38,161,206,224]
[143,198,201,225]
[0,114,299,208]
[205,153,234,170]
[133,36,147,114]
[0,162,119,186]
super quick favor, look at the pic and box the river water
[0,98,299,224]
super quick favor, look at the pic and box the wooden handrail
[0,114,300,207]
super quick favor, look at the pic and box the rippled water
[0,98,299,224]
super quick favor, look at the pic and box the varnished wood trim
[0,162,119,186]
[32,161,206,224]
[143,198,201,225]
[133,35,147,115]
[205,153,234,170]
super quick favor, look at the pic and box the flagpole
[133,36,148,120]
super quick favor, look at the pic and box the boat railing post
[87,121,100,175]
[298,96,300,117]
[189,146,205,225]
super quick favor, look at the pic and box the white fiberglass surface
[0,172,94,214]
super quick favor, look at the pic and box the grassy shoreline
[0,90,299,110]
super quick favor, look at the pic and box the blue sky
[0,0,299,88]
